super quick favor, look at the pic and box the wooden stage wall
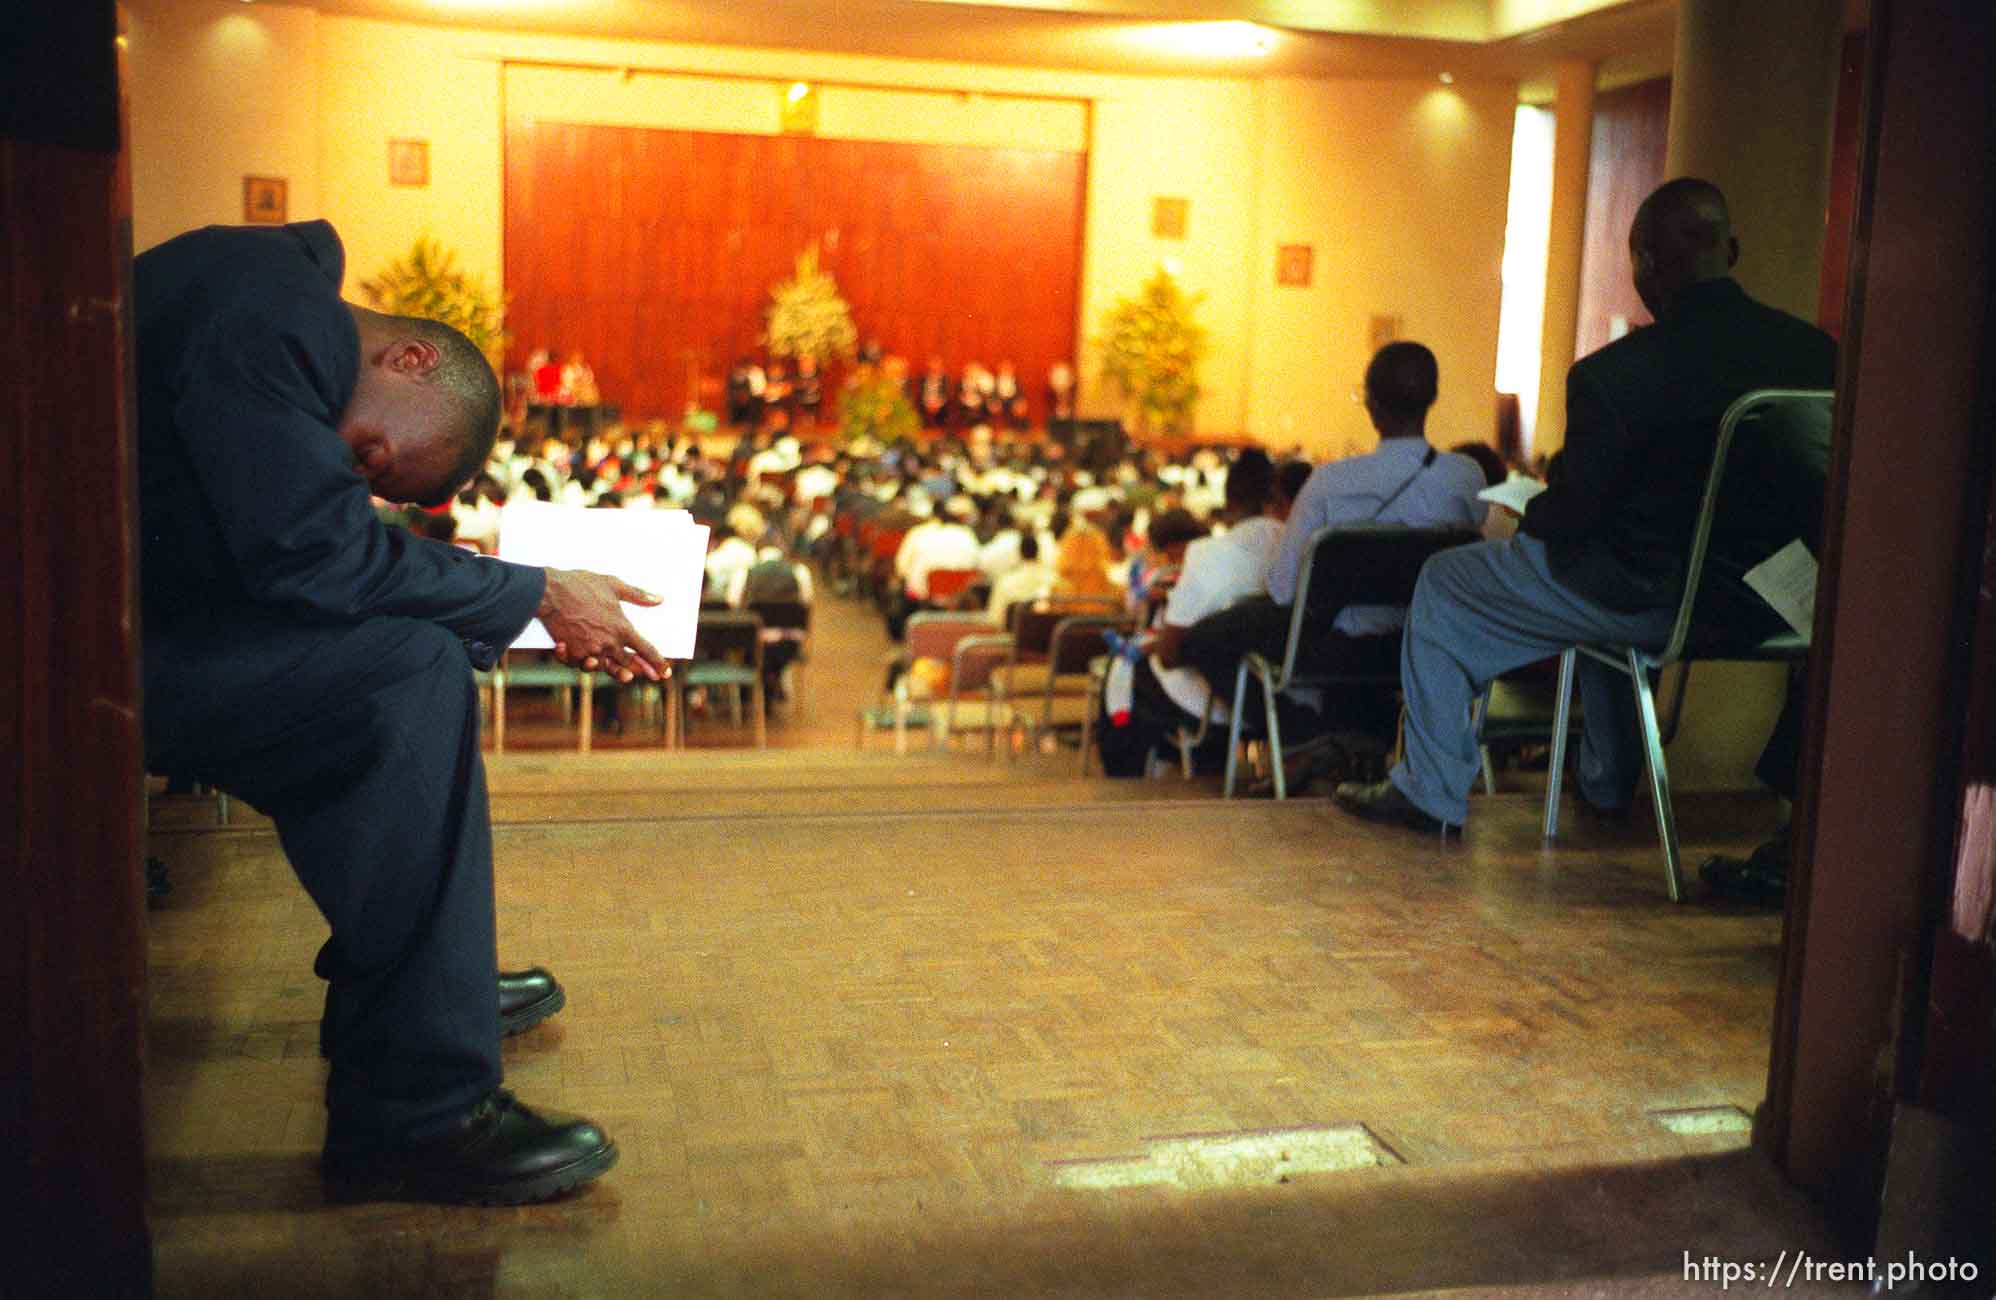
[503,122,1088,425]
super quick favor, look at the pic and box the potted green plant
[358,236,508,369]
[1095,267,1208,437]
[763,243,858,367]
[838,363,920,449]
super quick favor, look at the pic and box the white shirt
[704,536,758,598]
[894,521,982,599]
[979,529,1025,578]
[451,496,502,550]
[987,561,1056,624]
[1152,516,1285,721]
[794,463,839,505]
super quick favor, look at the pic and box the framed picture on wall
[1276,243,1313,288]
[243,176,287,225]
[388,138,430,187]
[1152,196,1189,239]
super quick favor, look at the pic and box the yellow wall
[1246,76,1515,458]
[124,0,1516,451]
[125,1,321,241]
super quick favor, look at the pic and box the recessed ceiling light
[787,81,811,103]
[1439,71,1455,84]
[1128,20,1277,60]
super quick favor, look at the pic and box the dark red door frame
[1761,0,1996,1247]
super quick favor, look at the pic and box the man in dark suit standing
[1335,179,1837,833]
[138,221,668,1203]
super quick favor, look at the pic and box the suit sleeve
[172,305,545,645]
[1521,365,1628,545]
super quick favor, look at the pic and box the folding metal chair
[1224,524,1479,799]
[1542,388,1832,901]
[677,611,766,748]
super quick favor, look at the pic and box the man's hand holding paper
[537,569,666,682]
[499,500,712,683]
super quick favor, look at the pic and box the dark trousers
[1095,657,1210,777]
[1176,596,1403,736]
[145,613,500,1147]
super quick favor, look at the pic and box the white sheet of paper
[1477,474,1548,516]
[496,500,710,659]
[1743,538,1819,637]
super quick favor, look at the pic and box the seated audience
[1177,341,1487,747]
[987,533,1057,626]
[1334,178,1837,838]
[1097,454,1284,777]
[704,504,763,599]
[1050,519,1120,600]
[728,542,815,701]
[887,496,981,638]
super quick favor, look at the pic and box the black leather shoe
[323,1089,617,1205]
[1701,832,1789,907]
[500,967,566,1038]
[321,969,567,1058]
[1333,778,1454,834]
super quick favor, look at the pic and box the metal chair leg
[1470,693,1497,795]
[753,680,767,749]
[1263,668,1288,801]
[1223,661,1251,798]
[1543,648,1577,840]
[1079,691,1095,776]
[1628,648,1683,903]
[580,675,594,752]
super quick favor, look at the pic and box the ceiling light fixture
[1439,71,1455,84]
[1129,20,1277,60]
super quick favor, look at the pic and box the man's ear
[382,336,443,377]
[1727,236,1741,269]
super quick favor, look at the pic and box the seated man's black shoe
[1701,831,1789,907]
[500,967,566,1038]
[322,1088,617,1205]
[1333,778,1454,834]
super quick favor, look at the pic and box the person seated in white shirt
[703,503,763,601]
[986,534,1057,627]
[1096,453,1284,777]
[886,496,982,639]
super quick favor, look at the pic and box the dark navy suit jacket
[135,221,543,659]
[1523,277,1837,625]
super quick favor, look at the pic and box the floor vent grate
[1051,1123,1400,1190]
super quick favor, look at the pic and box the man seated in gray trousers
[1334,178,1836,834]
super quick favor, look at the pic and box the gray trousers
[1389,535,1674,826]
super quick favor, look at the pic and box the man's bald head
[1630,177,1740,319]
[340,307,502,506]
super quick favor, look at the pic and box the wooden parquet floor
[143,738,1855,1298]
